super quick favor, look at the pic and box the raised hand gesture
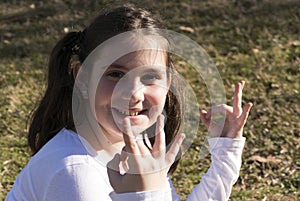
[200,81,253,138]
[107,115,185,193]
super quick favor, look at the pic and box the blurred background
[0,0,299,200]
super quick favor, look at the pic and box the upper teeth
[116,109,139,116]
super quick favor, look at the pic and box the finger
[107,154,122,187]
[232,81,245,116]
[152,114,166,158]
[122,117,140,154]
[119,147,129,173]
[136,140,151,155]
[239,102,253,126]
[200,109,210,128]
[211,104,233,113]
[120,146,128,162]
[165,133,185,165]
[121,160,129,173]
[211,104,232,122]
[201,105,232,125]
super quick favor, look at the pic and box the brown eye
[106,71,124,80]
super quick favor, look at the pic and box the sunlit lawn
[0,0,299,200]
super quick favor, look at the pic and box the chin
[115,124,147,136]
[130,126,147,136]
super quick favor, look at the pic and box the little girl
[5,5,252,201]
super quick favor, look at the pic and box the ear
[167,77,172,90]
[166,68,173,91]
[72,61,81,79]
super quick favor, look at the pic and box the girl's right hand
[107,115,185,193]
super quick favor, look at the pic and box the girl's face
[95,50,169,143]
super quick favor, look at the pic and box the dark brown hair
[28,5,183,174]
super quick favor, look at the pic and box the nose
[121,79,144,105]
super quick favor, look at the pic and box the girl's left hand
[200,81,253,138]
[107,115,185,193]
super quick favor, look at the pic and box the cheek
[95,79,115,104]
[147,87,168,109]
[154,89,168,104]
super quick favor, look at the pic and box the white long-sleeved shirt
[5,128,245,201]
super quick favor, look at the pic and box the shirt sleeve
[109,137,245,201]
[185,137,246,201]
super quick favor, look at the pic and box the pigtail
[28,31,84,154]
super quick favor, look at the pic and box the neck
[76,118,125,164]
[73,99,125,164]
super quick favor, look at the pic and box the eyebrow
[109,63,166,72]
[108,63,128,70]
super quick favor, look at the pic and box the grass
[0,0,299,200]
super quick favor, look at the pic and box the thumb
[107,154,122,188]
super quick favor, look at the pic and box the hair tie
[71,30,85,55]
[77,30,85,44]
[63,30,86,55]
[67,30,86,75]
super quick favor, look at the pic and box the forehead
[112,50,168,68]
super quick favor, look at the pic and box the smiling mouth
[113,108,146,116]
